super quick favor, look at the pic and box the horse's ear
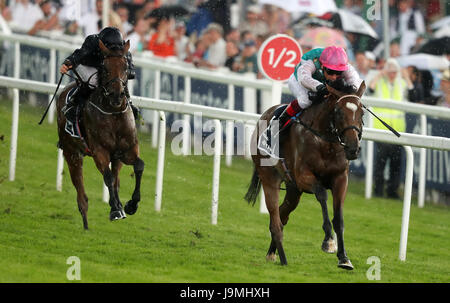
[99,39,109,55]
[356,81,366,98]
[124,40,130,53]
[326,84,345,99]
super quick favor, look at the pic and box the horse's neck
[89,88,103,104]
[302,99,334,132]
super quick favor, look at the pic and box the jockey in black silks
[60,26,139,123]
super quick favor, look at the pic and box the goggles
[324,67,344,76]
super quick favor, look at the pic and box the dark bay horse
[245,82,366,270]
[56,40,144,229]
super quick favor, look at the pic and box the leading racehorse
[245,81,366,269]
[56,40,144,229]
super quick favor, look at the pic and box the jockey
[60,26,139,123]
[275,46,362,129]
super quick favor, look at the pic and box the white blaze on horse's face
[345,102,358,121]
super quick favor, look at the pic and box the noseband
[100,77,128,98]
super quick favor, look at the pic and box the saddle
[257,104,297,159]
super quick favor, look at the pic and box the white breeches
[287,74,312,109]
[75,65,98,87]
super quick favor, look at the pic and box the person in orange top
[147,17,176,57]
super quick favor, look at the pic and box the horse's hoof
[321,239,337,254]
[266,253,276,262]
[338,259,354,270]
[110,209,127,221]
[124,200,137,215]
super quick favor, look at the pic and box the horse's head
[326,81,366,160]
[98,39,130,109]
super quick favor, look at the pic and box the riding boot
[278,99,303,130]
[265,99,302,153]
[62,89,81,124]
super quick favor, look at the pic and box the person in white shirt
[196,23,226,69]
[392,0,425,56]
[10,0,43,32]
[127,17,150,53]
[174,21,189,61]
[78,0,122,37]
[78,0,101,36]
[116,4,133,35]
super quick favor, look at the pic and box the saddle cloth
[257,105,287,160]
[64,87,82,139]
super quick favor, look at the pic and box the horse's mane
[327,80,357,95]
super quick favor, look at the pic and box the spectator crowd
[0,0,449,107]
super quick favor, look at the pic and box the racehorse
[245,81,366,269]
[56,40,144,230]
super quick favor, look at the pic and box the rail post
[211,119,222,225]
[155,111,166,212]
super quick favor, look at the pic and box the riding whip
[362,104,401,137]
[38,73,64,125]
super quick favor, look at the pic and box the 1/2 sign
[258,34,303,82]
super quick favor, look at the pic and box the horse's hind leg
[314,185,336,254]
[124,156,145,215]
[279,185,301,226]
[64,151,89,229]
[266,185,301,263]
[261,178,287,265]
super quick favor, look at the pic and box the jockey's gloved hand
[316,84,328,98]
[308,91,319,102]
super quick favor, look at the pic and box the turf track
[0,99,449,282]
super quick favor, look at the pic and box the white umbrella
[336,9,378,39]
[434,25,450,38]
[396,53,450,70]
[294,9,379,39]
[430,16,450,30]
[258,0,337,15]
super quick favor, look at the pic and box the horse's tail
[244,167,261,206]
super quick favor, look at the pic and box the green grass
[0,98,449,283]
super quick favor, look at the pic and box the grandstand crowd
[0,0,449,107]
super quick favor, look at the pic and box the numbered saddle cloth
[257,105,287,160]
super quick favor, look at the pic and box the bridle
[295,94,363,147]
[98,53,128,99]
[91,53,130,115]
[330,95,363,147]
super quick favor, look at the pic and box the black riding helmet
[98,27,124,50]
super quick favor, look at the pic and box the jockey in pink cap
[275,46,363,129]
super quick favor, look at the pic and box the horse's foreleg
[93,150,126,221]
[124,156,145,215]
[331,173,353,270]
[314,185,336,254]
[64,151,89,229]
[111,159,123,208]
